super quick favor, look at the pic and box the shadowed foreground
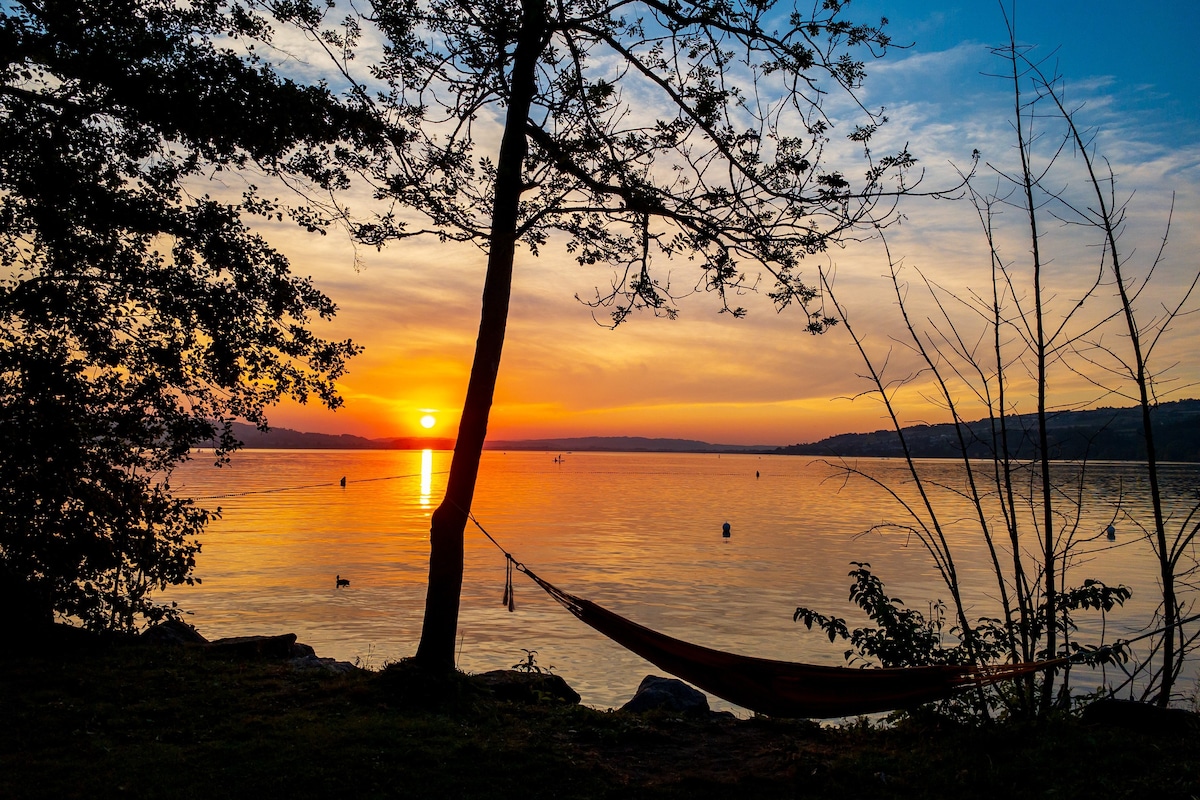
[2,635,1198,799]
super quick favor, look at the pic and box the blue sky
[848,0,1199,133]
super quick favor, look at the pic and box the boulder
[621,675,709,714]
[474,670,581,705]
[141,619,208,645]
[204,633,299,660]
[288,655,360,675]
[289,641,317,658]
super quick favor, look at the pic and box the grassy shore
[3,636,1199,799]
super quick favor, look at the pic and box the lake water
[166,450,1200,713]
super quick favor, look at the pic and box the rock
[474,670,581,705]
[621,675,709,714]
[288,655,360,675]
[142,624,324,664]
[141,619,208,645]
[290,641,317,658]
[204,633,299,660]
[1082,698,1200,735]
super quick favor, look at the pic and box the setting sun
[419,414,437,429]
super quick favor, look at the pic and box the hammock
[516,564,1057,718]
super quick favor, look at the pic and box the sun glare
[419,414,437,429]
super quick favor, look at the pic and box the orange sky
[252,11,1200,447]
[262,180,1200,447]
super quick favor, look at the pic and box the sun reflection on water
[420,449,433,507]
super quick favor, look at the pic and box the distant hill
[229,424,768,453]
[774,399,1200,462]
[371,436,458,450]
[483,436,774,453]
[229,422,453,451]
[228,399,1200,461]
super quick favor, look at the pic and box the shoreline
[5,625,1199,799]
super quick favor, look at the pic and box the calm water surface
[167,450,1200,713]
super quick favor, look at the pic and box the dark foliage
[796,563,1132,720]
[0,0,369,632]
[795,563,973,669]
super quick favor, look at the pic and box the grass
[2,636,1199,799]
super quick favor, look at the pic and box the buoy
[340,476,347,488]
[722,522,731,538]
[1106,524,1116,541]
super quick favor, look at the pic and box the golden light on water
[420,448,433,507]
[163,450,1192,712]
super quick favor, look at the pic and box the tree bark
[414,0,548,670]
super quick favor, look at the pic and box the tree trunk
[414,0,548,670]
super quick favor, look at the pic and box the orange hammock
[517,564,1058,718]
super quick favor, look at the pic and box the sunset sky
[259,1,1200,446]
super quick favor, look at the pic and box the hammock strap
[516,563,585,617]
[460,508,521,613]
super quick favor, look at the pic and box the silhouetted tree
[312,0,915,668]
[0,0,370,633]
